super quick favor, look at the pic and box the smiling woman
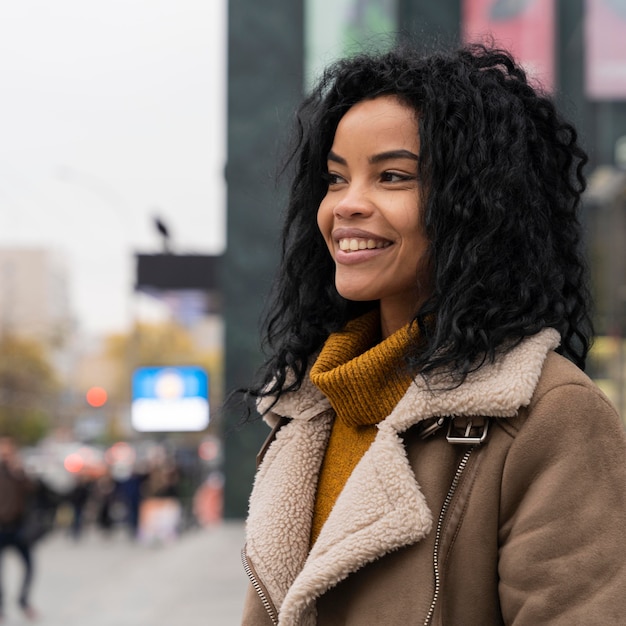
[238,43,626,626]
[317,95,428,337]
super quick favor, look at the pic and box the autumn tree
[0,334,60,444]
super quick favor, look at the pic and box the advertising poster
[131,365,209,432]
[462,0,556,92]
[585,0,626,99]
[305,0,397,87]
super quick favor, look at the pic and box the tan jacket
[241,329,626,625]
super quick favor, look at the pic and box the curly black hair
[246,42,592,404]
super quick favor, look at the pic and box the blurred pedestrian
[239,43,626,624]
[68,473,93,540]
[0,437,37,621]
[94,469,117,536]
[138,458,182,544]
[192,472,223,527]
[117,462,149,539]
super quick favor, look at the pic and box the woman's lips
[338,237,392,252]
[332,229,393,263]
[333,236,393,265]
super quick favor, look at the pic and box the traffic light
[86,386,108,408]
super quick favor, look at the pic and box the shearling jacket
[241,329,626,625]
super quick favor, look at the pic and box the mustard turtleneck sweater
[308,310,418,545]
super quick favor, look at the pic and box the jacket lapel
[279,423,432,624]
[245,409,333,614]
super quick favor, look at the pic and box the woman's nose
[333,184,373,219]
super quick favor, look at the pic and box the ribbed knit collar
[309,310,417,427]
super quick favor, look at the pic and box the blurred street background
[1,0,626,623]
[1,522,247,625]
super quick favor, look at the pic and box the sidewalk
[0,521,248,626]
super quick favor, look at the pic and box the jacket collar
[248,329,560,625]
[259,328,560,429]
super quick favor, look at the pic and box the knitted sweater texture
[308,310,416,543]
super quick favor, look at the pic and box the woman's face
[317,95,429,337]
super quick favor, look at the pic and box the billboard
[305,0,397,87]
[131,366,209,432]
[585,0,626,99]
[462,0,556,92]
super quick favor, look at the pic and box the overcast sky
[0,0,226,335]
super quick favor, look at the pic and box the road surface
[0,521,248,626]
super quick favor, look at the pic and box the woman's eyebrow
[327,149,419,165]
[369,149,419,164]
[327,150,346,165]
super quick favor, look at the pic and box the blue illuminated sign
[131,366,209,432]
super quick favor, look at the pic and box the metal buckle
[418,417,446,439]
[446,416,490,445]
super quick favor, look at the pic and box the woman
[240,43,626,625]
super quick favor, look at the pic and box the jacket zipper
[423,447,475,626]
[241,548,279,625]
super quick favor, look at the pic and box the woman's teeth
[338,238,391,252]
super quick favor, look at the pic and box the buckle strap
[446,415,490,445]
[416,415,491,445]
[417,416,446,439]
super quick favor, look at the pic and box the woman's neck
[380,301,415,339]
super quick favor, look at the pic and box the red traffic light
[86,386,108,408]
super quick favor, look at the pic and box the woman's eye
[324,172,345,186]
[380,171,413,183]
